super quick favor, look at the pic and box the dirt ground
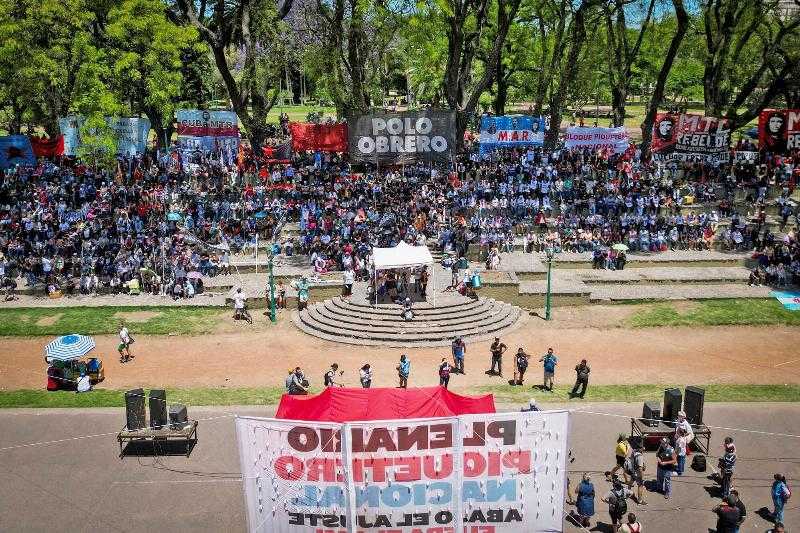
[3,305,800,390]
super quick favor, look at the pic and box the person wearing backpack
[602,478,632,532]
[771,473,790,524]
[539,347,558,391]
[619,513,642,533]
[624,442,647,505]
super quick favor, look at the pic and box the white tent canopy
[372,241,434,270]
[371,241,437,306]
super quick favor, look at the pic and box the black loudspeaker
[169,404,188,430]
[149,389,167,429]
[125,388,146,430]
[684,386,705,425]
[642,401,661,427]
[663,388,682,425]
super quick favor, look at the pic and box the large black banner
[348,110,457,164]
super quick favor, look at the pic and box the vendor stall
[44,334,104,391]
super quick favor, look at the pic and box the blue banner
[479,115,545,154]
[772,291,800,311]
[58,116,151,156]
[0,135,36,169]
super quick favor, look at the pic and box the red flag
[28,135,64,158]
[289,122,348,152]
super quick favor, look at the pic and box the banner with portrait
[236,410,570,533]
[348,111,457,164]
[176,109,240,153]
[758,109,800,154]
[479,115,545,154]
[651,113,731,164]
[564,126,629,154]
[0,135,36,168]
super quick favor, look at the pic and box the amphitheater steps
[293,296,525,347]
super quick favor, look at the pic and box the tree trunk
[493,57,508,115]
[532,13,550,115]
[640,0,688,159]
[545,1,590,149]
[611,85,626,128]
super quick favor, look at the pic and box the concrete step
[588,283,774,302]
[324,298,497,322]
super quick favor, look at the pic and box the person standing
[609,434,630,480]
[397,354,410,388]
[233,287,251,323]
[619,513,642,533]
[674,426,689,476]
[359,364,373,388]
[342,268,354,298]
[729,490,746,533]
[287,367,308,395]
[539,347,558,391]
[451,337,466,374]
[771,473,790,524]
[118,322,133,363]
[571,359,590,398]
[324,363,341,387]
[438,358,452,389]
[655,437,677,499]
[712,496,740,533]
[513,348,529,386]
[718,437,737,499]
[574,473,595,528]
[602,478,631,532]
[488,337,507,376]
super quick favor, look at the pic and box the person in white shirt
[359,364,373,388]
[233,288,252,323]
[76,372,92,393]
[118,323,133,363]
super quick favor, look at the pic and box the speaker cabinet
[642,401,661,427]
[125,388,146,430]
[149,389,167,429]
[684,386,705,425]
[169,404,188,430]
[663,388,682,426]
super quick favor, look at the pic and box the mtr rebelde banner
[348,111,457,164]
[236,411,569,533]
[759,109,800,154]
[651,113,731,164]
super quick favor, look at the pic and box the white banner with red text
[564,126,629,154]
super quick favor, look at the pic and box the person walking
[624,442,647,505]
[729,490,746,533]
[118,322,134,363]
[771,473,790,524]
[655,437,677,499]
[619,513,642,533]
[397,354,410,388]
[513,348,529,386]
[488,337,507,376]
[712,496,740,533]
[438,358,452,389]
[571,359,590,398]
[539,347,558,391]
[359,364,373,388]
[602,477,632,532]
[233,287,252,323]
[573,473,595,528]
[287,367,308,395]
[718,437,737,499]
[451,337,466,374]
[608,434,630,480]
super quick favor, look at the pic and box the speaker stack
[663,388,682,426]
[683,386,705,425]
[149,389,168,429]
[642,401,661,427]
[125,388,146,430]
[169,404,188,430]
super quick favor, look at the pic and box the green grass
[474,384,800,404]
[266,104,336,124]
[628,298,800,328]
[1,384,797,408]
[0,387,291,408]
[0,306,226,336]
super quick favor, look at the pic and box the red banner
[28,135,64,158]
[289,122,348,152]
[651,113,731,164]
[759,109,800,154]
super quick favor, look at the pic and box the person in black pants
[439,358,452,389]
[571,359,590,398]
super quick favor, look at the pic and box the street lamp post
[268,254,277,324]
[545,247,555,320]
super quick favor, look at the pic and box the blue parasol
[45,334,96,362]
[167,212,182,221]
[254,211,268,219]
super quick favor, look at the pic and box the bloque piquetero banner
[58,116,151,156]
[176,109,240,153]
[236,410,569,533]
[479,115,545,154]
[348,111,456,164]
[758,109,800,154]
[650,113,731,164]
[564,126,629,154]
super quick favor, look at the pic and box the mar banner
[348,111,457,164]
[771,291,800,311]
[564,126,629,154]
[58,116,150,156]
[236,410,569,533]
[758,109,800,154]
[176,109,240,153]
[479,115,545,154]
[289,123,348,153]
[0,135,36,168]
[651,113,731,164]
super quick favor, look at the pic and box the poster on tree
[650,113,731,164]
[236,411,569,533]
